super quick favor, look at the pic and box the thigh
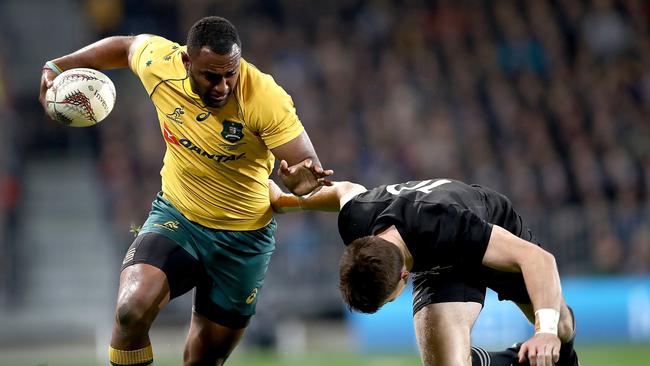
[193,219,277,329]
[122,232,201,299]
[414,302,482,366]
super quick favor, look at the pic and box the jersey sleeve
[245,72,305,149]
[338,198,370,245]
[129,36,184,95]
[338,200,355,244]
[337,193,384,245]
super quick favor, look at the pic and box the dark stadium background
[0,0,648,365]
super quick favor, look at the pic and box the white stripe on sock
[471,346,490,366]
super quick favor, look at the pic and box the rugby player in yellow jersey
[39,17,332,366]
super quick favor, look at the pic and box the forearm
[272,182,358,213]
[520,251,562,312]
[299,184,345,211]
[484,226,562,333]
[50,36,134,71]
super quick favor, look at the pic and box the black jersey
[338,179,527,273]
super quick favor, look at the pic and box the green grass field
[232,345,647,366]
[169,345,650,366]
[5,344,648,366]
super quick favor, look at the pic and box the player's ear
[181,52,190,72]
[400,270,409,280]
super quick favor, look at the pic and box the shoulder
[237,58,290,103]
[129,36,185,78]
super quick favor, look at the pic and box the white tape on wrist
[535,308,560,335]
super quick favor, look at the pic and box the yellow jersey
[130,36,304,230]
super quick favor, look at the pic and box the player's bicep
[482,225,540,273]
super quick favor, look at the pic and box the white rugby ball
[46,68,116,127]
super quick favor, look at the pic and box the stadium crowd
[0,0,648,315]
[95,0,649,276]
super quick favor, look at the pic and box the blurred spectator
[581,0,633,61]
[592,225,625,274]
[626,226,650,273]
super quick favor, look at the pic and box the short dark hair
[339,236,404,314]
[187,16,241,55]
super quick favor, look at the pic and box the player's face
[384,270,409,305]
[185,44,241,108]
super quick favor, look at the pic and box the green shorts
[125,192,276,328]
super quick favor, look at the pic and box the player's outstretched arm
[271,131,334,196]
[482,225,562,366]
[268,179,365,213]
[39,34,152,111]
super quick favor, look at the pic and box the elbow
[542,249,557,267]
[517,245,557,274]
[533,248,558,274]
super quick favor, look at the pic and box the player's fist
[39,67,57,111]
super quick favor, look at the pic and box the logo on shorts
[153,220,179,231]
[122,247,136,265]
[246,288,258,304]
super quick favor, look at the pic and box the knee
[114,298,157,331]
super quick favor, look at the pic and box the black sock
[471,345,524,366]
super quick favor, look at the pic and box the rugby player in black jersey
[269,177,579,366]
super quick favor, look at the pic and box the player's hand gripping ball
[45,68,116,127]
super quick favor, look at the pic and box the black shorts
[411,200,540,316]
[411,264,534,315]
[121,232,253,329]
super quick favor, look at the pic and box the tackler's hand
[518,332,561,366]
[268,179,285,212]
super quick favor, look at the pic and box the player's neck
[376,225,414,271]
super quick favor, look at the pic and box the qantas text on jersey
[164,124,246,163]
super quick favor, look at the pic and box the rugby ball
[45,68,116,127]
